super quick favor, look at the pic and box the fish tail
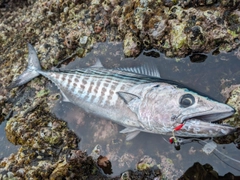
[8,43,42,89]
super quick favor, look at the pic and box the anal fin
[59,89,70,102]
[91,58,104,68]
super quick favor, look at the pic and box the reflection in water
[49,43,240,178]
[189,53,208,63]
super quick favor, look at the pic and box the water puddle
[0,120,19,160]
[49,42,240,177]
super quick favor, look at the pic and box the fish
[9,44,236,140]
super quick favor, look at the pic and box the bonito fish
[9,44,236,140]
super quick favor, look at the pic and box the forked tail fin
[8,43,42,89]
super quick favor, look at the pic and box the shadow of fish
[9,44,236,140]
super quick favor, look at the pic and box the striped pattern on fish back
[43,68,151,107]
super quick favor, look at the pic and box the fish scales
[45,69,149,106]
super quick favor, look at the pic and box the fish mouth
[180,105,236,123]
[177,108,236,137]
[188,110,236,122]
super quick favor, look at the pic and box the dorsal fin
[91,58,104,68]
[117,63,161,78]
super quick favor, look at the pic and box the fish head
[123,82,236,137]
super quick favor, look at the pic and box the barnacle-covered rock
[0,93,110,179]
[177,0,239,7]
[49,150,103,179]
[110,5,122,26]
[1,0,239,59]
[156,154,184,179]
[214,85,240,144]
[220,0,240,6]
[179,162,219,179]
[187,26,206,52]
[148,18,167,41]
[123,32,141,57]
[224,85,240,127]
[169,21,188,54]
[120,167,162,180]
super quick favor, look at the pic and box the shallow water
[0,121,19,160]
[51,43,240,178]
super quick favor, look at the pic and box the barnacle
[148,18,167,40]
[169,22,188,51]
[187,25,206,51]
[123,32,141,57]
[142,37,151,48]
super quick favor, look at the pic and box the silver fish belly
[9,44,237,140]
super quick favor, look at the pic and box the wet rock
[156,154,184,179]
[0,0,239,62]
[179,162,219,180]
[224,85,240,127]
[0,87,109,179]
[187,26,206,52]
[169,21,188,56]
[97,155,113,175]
[179,162,240,180]
[215,85,240,144]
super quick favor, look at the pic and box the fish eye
[179,94,195,108]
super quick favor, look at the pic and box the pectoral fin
[126,131,140,141]
[120,127,141,140]
[117,92,140,104]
